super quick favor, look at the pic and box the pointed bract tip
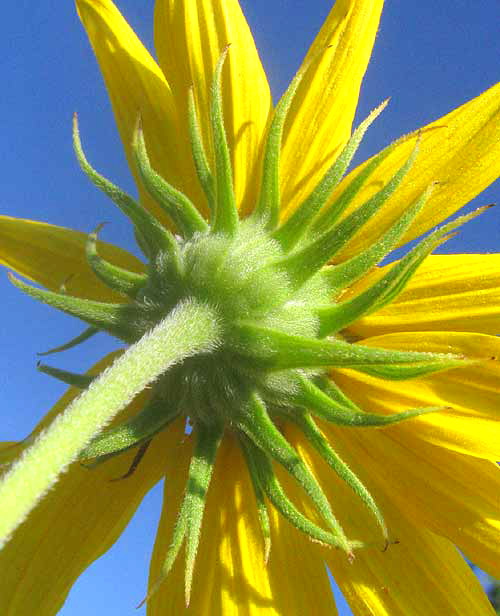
[381,537,401,553]
[423,181,437,196]
[415,406,447,417]
[389,538,400,547]
[135,595,147,610]
[355,99,389,134]
[415,129,423,148]
[36,360,49,374]
[72,114,83,153]
[264,537,271,565]
[217,45,231,70]
[94,221,108,234]
[136,574,166,610]
[136,583,158,610]
[440,231,459,243]
[377,98,390,113]
[89,222,108,241]
[7,271,21,287]
[132,112,144,146]
[217,44,231,64]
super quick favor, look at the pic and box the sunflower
[1,0,500,614]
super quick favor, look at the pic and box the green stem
[0,299,221,549]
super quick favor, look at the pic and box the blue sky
[1,1,499,614]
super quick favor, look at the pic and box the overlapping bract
[9,38,489,606]
[1,1,500,615]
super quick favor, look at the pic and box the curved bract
[9,42,487,606]
[1,1,500,614]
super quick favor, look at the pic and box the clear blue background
[1,1,499,613]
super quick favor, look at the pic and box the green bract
[10,51,480,604]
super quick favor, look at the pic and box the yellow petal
[327,423,500,579]
[334,533,494,616]
[0,353,184,615]
[334,331,500,458]
[334,81,500,260]
[148,432,336,615]
[329,486,496,616]
[0,216,143,301]
[76,0,202,221]
[154,0,272,212]
[280,0,384,217]
[346,254,500,338]
[288,424,496,616]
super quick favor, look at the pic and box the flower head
[1,1,500,614]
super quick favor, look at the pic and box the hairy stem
[0,300,221,549]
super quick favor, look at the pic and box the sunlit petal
[0,216,143,301]
[280,0,384,217]
[154,0,272,212]
[4,2,500,613]
[288,424,497,616]
[148,433,336,615]
[346,254,500,338]
[0,353,185,615]
[327,424,500,580]
[334,331,500,458]
[76,0,201,219]
[333,81,500,260]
